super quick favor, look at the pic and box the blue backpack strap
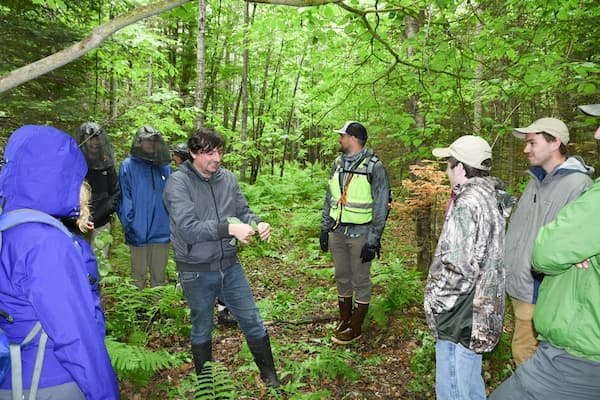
[0,209,74,400]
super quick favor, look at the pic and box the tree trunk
[147,56,153,97]
[195,0,206,129]
[279,50,305,178]
[473,7,484,134]
[240,1,250,183]
[405,12,431,273]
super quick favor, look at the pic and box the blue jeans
[436,339,485,400]
[179,262,266,344]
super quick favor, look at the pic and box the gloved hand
[319,230,329,252]
[360,242,381,263]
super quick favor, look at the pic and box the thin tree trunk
[279,50,305,178]
[147,56,153,97]
[110,69,118,120]
[406,12,431,274]
[240,2,250,183]
[195,0,206,129]
[473,8,484,134]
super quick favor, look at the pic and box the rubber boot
[191,341,212,374]
[335,296,353,335]
[332,302,369,344]
[246,334,281,389]
[217,300,237,328]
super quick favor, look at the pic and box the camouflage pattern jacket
[424,176,514,353]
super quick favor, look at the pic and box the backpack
[335,152,393,216]
[0,208,78,400]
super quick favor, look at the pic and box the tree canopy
[1,0,598,179]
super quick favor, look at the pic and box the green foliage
[277,341,361,384]
[92,229,114,277]
[106,336,181,386]
[101,276,189,341]
[408,329,436,396]
[168,362,237,400]
[369,259,424,329]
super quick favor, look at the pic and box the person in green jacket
[490,104,600,400]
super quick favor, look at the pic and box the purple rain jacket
[0,125,119,399]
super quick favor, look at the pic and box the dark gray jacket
[163,160,261,272]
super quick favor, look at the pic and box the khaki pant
[328,232,372,303]
[130,243,170,290]
[511,297,538,366]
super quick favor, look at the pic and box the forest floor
[116,209,512,399]
[120,301,431,400]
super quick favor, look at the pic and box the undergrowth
[97,162,512,398]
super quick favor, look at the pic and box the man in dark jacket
[117,126,171,289]
[163,127,280,389]
[169,141,235,327]
[0,125,118,399]
[320,121,391,344]
[76,122,120,256]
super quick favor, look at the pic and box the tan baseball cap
[432,135,492,171]
[578,104,600,117]
[512,117,569,144]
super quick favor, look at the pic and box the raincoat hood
[0,125,86,218]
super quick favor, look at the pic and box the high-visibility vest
[328,156,374,225]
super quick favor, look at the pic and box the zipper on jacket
[209,184,225,263]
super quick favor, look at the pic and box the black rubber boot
[246,334,281,389]
[332,302,369,345]
[217,304,237,328]
[191,341,212,374]
[335,296,353,334]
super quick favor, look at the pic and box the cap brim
[432,147,451,158]
[578,104,600,117]
[512,129,529,140]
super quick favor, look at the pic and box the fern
[106,336,181,386]
[102,276,189,340]
[369,258,424,329]
[195,362,237,399]
[165,363,238,399]
[408,329,436,396]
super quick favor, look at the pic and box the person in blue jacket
[117,126,171,290]
[0,125,118,399]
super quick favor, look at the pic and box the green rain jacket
[532,178,600,363]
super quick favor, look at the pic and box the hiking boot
[332,302,369,345]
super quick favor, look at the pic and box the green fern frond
[195,362,237,400]
[105,336,181,383]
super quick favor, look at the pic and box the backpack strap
[365,154,380,184]
[0,209,74,400]
[10,322,47,400]
[0,209,73,237]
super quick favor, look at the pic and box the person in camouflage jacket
[425,135,515,400]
